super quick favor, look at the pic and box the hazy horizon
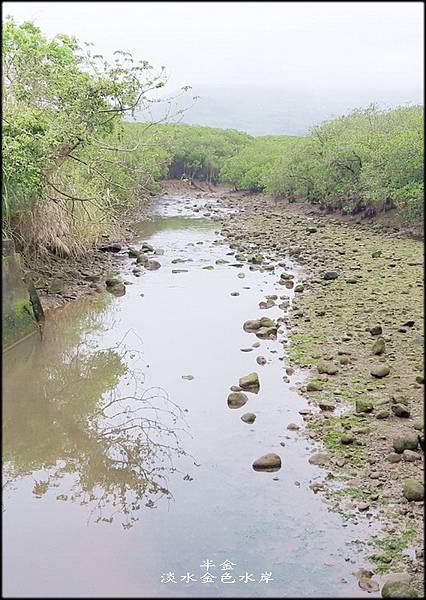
[137,82,423,136]
[3,1,423,134]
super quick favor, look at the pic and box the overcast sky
[3,1,423,96]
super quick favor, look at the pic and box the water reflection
[2,296,187,529]
[133,215,213,239]
[3,198,381,598]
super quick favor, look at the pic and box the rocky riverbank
[216,190,424,596]
[17,181,424,595]
[18,204,156,313]
[19,181,220,314]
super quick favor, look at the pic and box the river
[2,192,380,597]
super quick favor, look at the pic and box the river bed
[2,193,380,597]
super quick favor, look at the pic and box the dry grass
[9,199,120,259]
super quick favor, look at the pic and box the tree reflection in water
[3,296,188,529]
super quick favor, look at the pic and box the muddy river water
[3,193,380,597]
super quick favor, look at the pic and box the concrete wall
[2,239,40,350]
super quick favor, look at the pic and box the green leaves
[148,123,252,183]
[219,105,424,221]
[2,17,171,250]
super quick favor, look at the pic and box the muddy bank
[20,180,422,316]
[215,190,424,595]
[19,181,220,314]
[18,204,153,313]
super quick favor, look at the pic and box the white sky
[3,1,424,94]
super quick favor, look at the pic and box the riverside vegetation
[2,19,423,262]
[2,19,424,597]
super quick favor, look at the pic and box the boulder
[307,381,323,392]
[259,316,276,328]
[392,433,419,453]
[356,399,374,413]
[241,412,256,424]
[127,247,140,258]
[317,361,339,375]
[255,326,277,339]
[370,325,383,336]
[358,572,379,592]
[371,365,390,378]
[239,372,260,392]
[391,394,410,406]
[227,392,248,409]
[145,260,161,270]
[403,479,424,502]
[381,574,418,598]
[308,451,329,466]
[386,453,402,463]
[243,319,262,332]
[323,271,339,280]
[391,404,411,418]
[376,410,390,419]
[105,277,121,287]
[402,450,421,462]
[372,337,386,355]
[252,453,282,472]
[319,402,336,412]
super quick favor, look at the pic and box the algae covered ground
[218,190,424,594]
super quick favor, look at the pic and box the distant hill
[136,85,423,136]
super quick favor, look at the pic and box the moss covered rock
[402,479,424,501]
[356,398,374,413]
[381,574,418,598]
[239,372,260,392]
[371,365,390,378]
[227,392,248,409]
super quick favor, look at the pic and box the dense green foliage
[221,105,424,220]
[2,18,172,254]
[220,135,300,192]
[148,123,251,183]
[2,19,423,261]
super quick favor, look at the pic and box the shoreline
[216,190,424,594]
[10,180,424,594]
[21,180,424,316]
[21,180,222,314]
